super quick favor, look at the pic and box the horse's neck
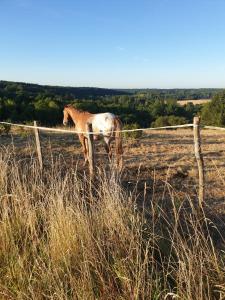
[69,108,92,123]
[69,109,79,122]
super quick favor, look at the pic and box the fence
[1,117,225,208]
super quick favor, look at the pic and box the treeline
[0,80,126,125]
[73,97,201,127]
[201,91,225,126]
[119,88,223,100]
[0,80,224,128]
[0,81,126,100]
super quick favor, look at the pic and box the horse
[63,105,123,167]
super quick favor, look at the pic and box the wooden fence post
[193,116,205,207]
[34,121,43,170]
[86,123,95,178]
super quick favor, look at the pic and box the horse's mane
[64,104,90,114]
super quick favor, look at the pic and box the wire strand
[0,121,194,134]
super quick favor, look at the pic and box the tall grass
[0,148,224,299]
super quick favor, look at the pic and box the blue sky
[0,0,225,88]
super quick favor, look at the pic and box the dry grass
[1,128,225,208]
[0,130,225,299]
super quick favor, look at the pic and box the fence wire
[0,121,225,202]
[0,121,193,134]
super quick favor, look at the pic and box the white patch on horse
[92,113,115,136]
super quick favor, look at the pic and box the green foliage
[122,123,143,139]
[201,92,225,126]
[183,102,201,120]
[0,80,223,128]
[152,115,188,128]
[122,88,223,100]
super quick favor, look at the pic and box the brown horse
[63,105,123,166]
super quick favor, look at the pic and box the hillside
[0,81,223,101]
[0,80,224,128]
[0,80,127,100]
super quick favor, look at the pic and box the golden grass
[177,99,211,106]
[1,129,225,203]
[0,145,224,299]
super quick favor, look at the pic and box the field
[0,128,225,299]
[177,99,211,105]
[2,127,225,207]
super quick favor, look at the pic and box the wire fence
[0,121,194,134]
[0,119,225,206]
[0,120,225,164]
[1,121,225,134]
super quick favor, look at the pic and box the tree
[201,92,225,126]
[152,115,187,127]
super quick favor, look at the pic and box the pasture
[2,127,225,207]
[177,99,211,105]
[0,128,225,299]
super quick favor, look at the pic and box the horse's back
[91,113,115,135]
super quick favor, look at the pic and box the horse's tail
[113,116,123,167]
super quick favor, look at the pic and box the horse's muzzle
[63,121,68,126]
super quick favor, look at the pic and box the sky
[0,0,225,88]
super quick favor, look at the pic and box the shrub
[151,115,187,128]
[122,123,143,139]
[201,91,225,126]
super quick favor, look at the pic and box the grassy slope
[0,130,225,299]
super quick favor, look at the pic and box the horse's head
[63,107,69,126]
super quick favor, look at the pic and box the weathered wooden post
[34,121,43,170]
[86,122,95,178]
[193,116,205,207]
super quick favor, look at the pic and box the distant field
[178,99,211,105]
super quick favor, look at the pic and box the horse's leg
[78,134,88,166]
[84,137,89,165]
[104,136,113,162]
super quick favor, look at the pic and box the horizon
[1,0,225,88]
[1,79,225,90]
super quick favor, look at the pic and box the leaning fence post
[86,122,95,178]
[193,116,205,207]
[34,121,43,170]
